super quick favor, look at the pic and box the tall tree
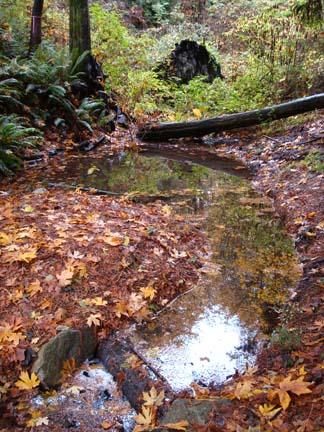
[69,0,91,66]
[29,0,44,54]
[69,0,104,93]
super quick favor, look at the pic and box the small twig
[263,135,281,143]
[47,182,121,196]
[151,286,196,318]
[296,135,324,145]
[124,337,173,390]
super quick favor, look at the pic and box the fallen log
[137,93,324,140]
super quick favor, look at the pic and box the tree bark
[68,0,105,95]
[69,0,91,67]
[29,0,44,54]
[137,93,324,141]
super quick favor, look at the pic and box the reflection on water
[50,151,301,390]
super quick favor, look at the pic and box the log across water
[137,93,324,140]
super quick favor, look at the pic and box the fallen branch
[47,182,120,196]
[137,93,324,140]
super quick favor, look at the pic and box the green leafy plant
[0,77,24,112]
[0,115,43,175]
[301,149,324,172]
[270,326,301,353]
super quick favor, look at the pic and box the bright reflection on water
[50,151,301,390]
[129,304,253,391]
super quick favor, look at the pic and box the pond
[48,149,301,391]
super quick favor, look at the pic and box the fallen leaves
[142,387,165,407]
[26,410,49,427]
[273,375,313,410]
[134,406,156,432]
[140,285,156,301]
[56,268,74,287]
[86,313,102,327]
[134,387,184,432]
[15,371,40,391]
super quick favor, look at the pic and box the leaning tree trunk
[29,0,44,54]
[137,93,324,140]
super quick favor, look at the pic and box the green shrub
[270,326,301,353]
[301,149,324,172]
[127,0,174,24]
[234,6,323,99]
[0,115,43,175]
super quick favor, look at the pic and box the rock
[32,326,97,388]
[160,398,232,431]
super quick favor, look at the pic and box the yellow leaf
[134,405,156,430]
[140,285,156,301]
[91,297,108,306]
[26,410,49,427]
[22,205,34,213]
[192,108,202,119]
[15,371,40,391]
[162,420,189,430]
[142,386,165,407]
[15,247,38,263]
[86,313,102,327]
[258,403,282,419]
[0,232,13,245]
[306,231,316,237]
[162,205,172,215]
[278,389,291,410]
[87,165,99,175]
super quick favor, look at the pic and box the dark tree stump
[157,39,224,84]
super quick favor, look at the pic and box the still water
[49,150,301,390]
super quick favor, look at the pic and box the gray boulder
[160,398,232,431]
[32,326,97,387]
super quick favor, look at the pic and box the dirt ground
[0,112,323,431]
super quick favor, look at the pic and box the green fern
[0,115,43,175]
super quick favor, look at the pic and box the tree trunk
[69,0,105,95]
[69,0,91,67]
[197,0,207,24]
[29,0,44,54]
[137,93,324,141]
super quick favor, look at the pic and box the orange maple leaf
[26,280,42,298]
[275,375,313,410]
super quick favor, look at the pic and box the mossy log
[137,93,324,141]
